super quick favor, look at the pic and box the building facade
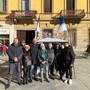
[0,0,90,51]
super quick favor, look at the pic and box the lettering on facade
[0,29,9,34]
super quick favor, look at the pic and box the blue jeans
[30,64,38,79]
[8,62,21,85]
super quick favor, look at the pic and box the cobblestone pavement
[0,56,90,90]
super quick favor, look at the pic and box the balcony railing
[0,11,7,14]
[53,10,85,19]
[11,10,37,19]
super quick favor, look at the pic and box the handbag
[25,56,31,66]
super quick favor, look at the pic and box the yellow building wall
[31,0,41,13]
[7,0,19,13]
[77,0,87,12]
[54,0,64,13]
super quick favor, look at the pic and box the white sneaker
[64,79,68,84]
[69,79,72,85]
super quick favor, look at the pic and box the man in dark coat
[47,43,55,80]
[29,38,39,81]
[5,38,23,89]
[62,42,75,85]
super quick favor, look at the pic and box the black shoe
[26,80,28,84]
[23,82,26,85]
[40,79,43,83]
[50,76,54,80]
[34,78,38,81]
[5,84,10,89]
[29,79,32,83]
[18,81,22,85]
[46,79,50,83]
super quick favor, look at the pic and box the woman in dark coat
[54,44,62,80]
[22,45,32,84]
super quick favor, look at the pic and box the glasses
[22,42,25,43]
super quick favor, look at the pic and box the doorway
[17,30,35,44]
[26,31,35,44]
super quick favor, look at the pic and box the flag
[35,16,40,40]
[58,16,67,32]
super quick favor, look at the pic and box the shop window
[0,35,9,46]
[43,29,53,38]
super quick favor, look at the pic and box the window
[68,29,76,46]
[66,0,75,10]
[43,29,53,38]
[21,0,30,10]
[44,0,52,13]
[0,0,7,12]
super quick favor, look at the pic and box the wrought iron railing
[60,10,85,18]
[11,10,37,18]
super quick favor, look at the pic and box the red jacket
[2,45,7,52]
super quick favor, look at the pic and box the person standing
[86,44,90,58]
[62,42,75,85]
[47,43,55,80]
[54,44,62,80]
[2,43,7,56]
[5,38,23,89]
[22,45,32,85]
[38,44,50,83]
[29,38,39,81]
[20,40,26,79]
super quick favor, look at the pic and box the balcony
[11,10,37,19]
[53,10,85,19]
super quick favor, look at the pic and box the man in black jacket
[29,38,39,81]
[5,38,23,89]
[62,42,75,85]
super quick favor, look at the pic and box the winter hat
[24,45,30,49]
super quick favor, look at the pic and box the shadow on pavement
[0,60,18,88]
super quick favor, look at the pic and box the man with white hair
[38,44,50,83]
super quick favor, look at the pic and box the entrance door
[26,31,35,44]
[17,30,35,44]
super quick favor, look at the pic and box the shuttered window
[0,0,7,12]
[21,0,30,10]
[44,0,52,13]
[66,0,75,10]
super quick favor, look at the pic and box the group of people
[5,38,75,89]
